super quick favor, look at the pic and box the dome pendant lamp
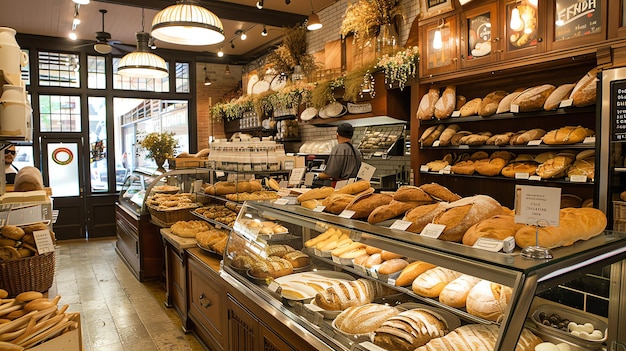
[151,0,225,46]
[118,9,168,79]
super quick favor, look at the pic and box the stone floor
[47,237,205,351]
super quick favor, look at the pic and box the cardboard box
[280,155,305,170]
[29,316,82,351]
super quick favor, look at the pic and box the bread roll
[515,207,607,248]
[373,309,448,351]
[300,199,318,209]
[479,90,507,116]
[544,83,576,110]
[439,274,482,308]
[314,278,380,310]
[514,128,546,144]
[462,214,526,246]
[543,126,591,145]
[434,86,456,119]
[345,193,393,219]
[297,187,335,202]
[501,162,538,178]
[395,261,437,286]
[512,84,557,112]
[466,280,512,321]
[570,68,598,107]
[433,195,504,242]
[368,200,421,224]
[469,151,488,161]
[496,90,524,114]
[1,225,25,240]
[412,267,461,297]
[377,258,409,275]
[438,124,461,146]
[365,245,382,255]
[334,303,399,335]
[403,203,447,233]
[419,183,461,202]
[459,98,482,117]
[364,253,383,268]
[353,253,370,266]
[380,251,403,261]
[415,324,542,351]
[420,124,446,147]
[417,88,439,120]
[335,179,371,195]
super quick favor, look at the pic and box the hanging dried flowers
[340,0,405,46]
[376,45,419,90]
[266,25,317,77]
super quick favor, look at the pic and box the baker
[316,123,362,187]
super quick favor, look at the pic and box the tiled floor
[48,237,205,351]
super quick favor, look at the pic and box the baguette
[412,267,461,298]
[367,200,421,224]
[438,274,482,308]
[335,179,371,195]
[514,207,607,248]
[339,248,367,259]
[395,261,437,287]
[331,241,365,257]
[465,280,512,321]
[305,228,338,247]
[345,193,393,219]
[297,187,334,202]
[319,234,350,251]
[377,258,409,275]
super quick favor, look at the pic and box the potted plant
[138,131,179,173]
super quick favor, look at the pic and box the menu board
[554,0,601,42]
[467,13,491,59]
[611,80,626,141]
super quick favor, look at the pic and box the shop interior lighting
[203,64,212,86]
[230,41,235,49]
[225,64,231,75]
[151,0,225,46]
[118,9,168,78]
[217,48,224,57]
[432,18,444,50]
[510,6,524,31]
[256,0,263,9]
[236,30,247,41]
[69,31,78,40]
[261,26,268,36]
[72,0,89,4]
[306,0,322,31]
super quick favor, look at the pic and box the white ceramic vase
[0,27,28,77]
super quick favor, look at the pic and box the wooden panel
[324,39,342,70]
[87,195,117,238]
[188,256,225,350]
[227,295,257,351]
[259,323,296,351]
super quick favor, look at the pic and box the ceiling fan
[77,9,132,55]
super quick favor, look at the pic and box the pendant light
[510,6,524,31]
[151,0,225,46]
[432,19,444,50]
[118,9,168,79]
[203,64,212,86]
[306,0,322,31]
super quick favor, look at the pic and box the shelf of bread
[218,197,626,351]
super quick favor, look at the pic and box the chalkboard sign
[554,0,601,42]
[611,80,626,141]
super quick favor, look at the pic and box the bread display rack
[357,123,406,158]
[220,201,626,351]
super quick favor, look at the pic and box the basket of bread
[146,193,200,227]
[0,224,56,297]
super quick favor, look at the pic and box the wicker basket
[614,201,626,220]
[0,251,55,297]
[147,204,197,227]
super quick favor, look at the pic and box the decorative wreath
[52,147,74,166]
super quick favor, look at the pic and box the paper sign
[304,173,316,186]
[569,175,588,183]
[432,140,440,147]
[390,220,412,231]
[420,223,446,238]
[273,198,290,205]
[277,188,291,197]
[510,104,520,113]
[34,229,55,254]
[514,185,561,226]
[529,175,542,181]
[451,111,461,118]
[335,180,349,190]
[193,179,203,193]
[215,171,225,177]
[559,99,573,108]
[420,165,429,172]
[288,168,306,186]
[313,206,325,212]
[583,136,595,144]
[357,162,376,181]
[279,180,288,188]
[527,140,542,146]
[339,210,355,219]
[473,238,505,252]
[515,172,530,180]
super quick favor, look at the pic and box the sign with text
[357,162,376,181]
[288,168,306,186]
[514,185,561,226]
[611,79,626,141]
[554,0,601,42]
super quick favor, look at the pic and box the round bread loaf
[536,155,574,179]
[466,280,512,321]
[334,303,399,335]
[373,309,448,351]
[567,158,594,181]
[439,274,482,308]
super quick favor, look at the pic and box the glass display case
[221,201,626,351]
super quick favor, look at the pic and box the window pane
[39,95,81,132]
[112,58,169,92]
[13,144,34,170]
[175,62,190,93]
[38,52,80,87]
[48,142,80,196]
[89,97,108,192]
[21,49,30,86]
[87,55,106,89]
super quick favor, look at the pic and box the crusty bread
[367,200,421,224]
[455,95,467,110]
[515,207,607,248]
[282,250,310,268]
[419,183,461,202]
[403,203,447,234]
[536,155,574,179]
[373,309,448,351]
[314,278,380,311]
[249,256,293,279]
[466,280,512,321]
[512,84,556,112]
[393,186,434,203]
[433,195,504,242]
[322,193,355,214]
[434,86,456,119]
[474,158,508,177]
[364,253,383,268]
[544,83,575,110]
[414,324,542,351]
[438,124,461,146]
[420,124,446,147]
[297,187,334,202]
[417,88,440,120]
[462,214,526,246]
[450,131,472,146]
[479,90,508,116]
[345,193,393,219]
[334,303,400,335]
[570,68,598,107]
[335,179,371,194]
[395,261,437,287]
[567,158,594,181]
[439,274,482,308]
[459,98,481,117]
[542,126,592,145]
[412,267,461,298]
[450,160,475,175]
[377,258,409,275]
[496,90,524,114]
[514,128,546,144]
[501,162,538,178]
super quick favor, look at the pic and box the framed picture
[420,0,455,20]
[554,0,601,42]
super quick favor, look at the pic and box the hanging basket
[0,251,55,297]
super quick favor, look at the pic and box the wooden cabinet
[115,203,163,281]
[460,1,500,67]
[499,0,546,61]
[161,229,196,332]
[547,0,607,51]
[419,15,459,77]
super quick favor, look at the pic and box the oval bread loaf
[417,88,440,120]
[465,280,512,321]
[395,261,437,287]
[462,214,526,245]
[479,90,508,116]
[496,90,524,114]
[439,274,482,308]
[434,86,456,119]
[570,68,598,107]
[334,303,400,335]
[420,124,446,147]
[412,267,461,298]
[377,258,409,275]
[459,98,482,117]
[512,84,556,112]
[544,83,575,110]
[432,195,504,242]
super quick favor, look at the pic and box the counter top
[161,228,198,251]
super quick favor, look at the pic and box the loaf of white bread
[431,195,504,242]
[414,324,542,351]
[314,278,384,311]
[438,274,481,308]
[372,308,449,351]
[333,303,399,335]
[462,214,526,246]
[515,207,607,249]
[465,280,512,321]
[412,267,461,298]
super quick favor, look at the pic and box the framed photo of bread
[420,0,454,20]
[419,15,459,77]
[547,0,606,51]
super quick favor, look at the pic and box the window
[112,58,169,92]
[175,62,190,93]
[38,52,80,87]
[21,49,30,86]
[87,56,106,89]
[89,97,108,192]
[39,95,81,132]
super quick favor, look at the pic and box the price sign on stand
[357,162,376,181]
[514,185,561,226]
[288,168,306,186]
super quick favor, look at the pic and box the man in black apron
[316,123,362,187]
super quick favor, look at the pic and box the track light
[217,48,224,57]
[69,31,77,40]
[241,32,247,40]
[235,29,246,40]
[204,65,212,86]
[256,0,263,9]
[261,26,268,36]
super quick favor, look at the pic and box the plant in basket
[138,131,179,172]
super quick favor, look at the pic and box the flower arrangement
[211,95,254,121]
[138,131,179,171]
[341,0,404,46]
[376,45,419,90]
[266,26,317,77]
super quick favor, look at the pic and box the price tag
[335,179,349,190]
[193,179,203,193]
[451,111,461,118]
[387,278,397,286]
[559,99,573,108]
[313,205,326,212]
[279,180,288,188]
[370,268,378,279]
[527,140,542,146]
[215,171,225,178]
[390,220,412,231]
[510,104,520,113]
[420,223,446,238]
[529,175,542,181]
[583,136,596,144]
[432,140,440,147]
[339,210,355,219]
[304,173,316,187]
[354,264,367,275]
[503,236,516,253]
[277,188,291,197]
[569,175,588,183]
[332,256,342,264]
[288,167,306,186]
[420,165,429,172]
[515,172,530,180]
[268,281,280,293]
[458,145,470,149]
[34,229,54,254]
[439,169,451,175]
[514,185,561,226]
[473,237,505,252]
[313,248,323,257]
[357,162,376,181]
[274,198,290,205]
